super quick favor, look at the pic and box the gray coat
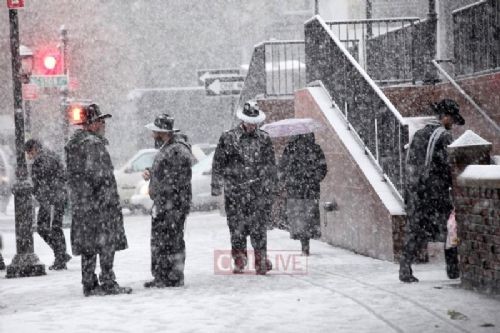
[149,134,193,215]
[65,129,128,256]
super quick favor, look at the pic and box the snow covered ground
[1,206,499,333]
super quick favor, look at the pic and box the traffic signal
[67,104,84,125]
[33,46,64,75]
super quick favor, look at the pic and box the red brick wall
[382,72,500,154]
[294,88,401,261]
[454,183,500,294]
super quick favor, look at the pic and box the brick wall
[454,169,500,294]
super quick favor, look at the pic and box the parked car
[114,149,157,208]
[130,152,216,213]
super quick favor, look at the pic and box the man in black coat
[212,101,277,275]
[399,99,465,283]
[65,103,131,296]
[25,139,71,270]
[143,114,193,288]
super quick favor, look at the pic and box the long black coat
[405,122,454,241]
[149,134,193,215]
[31,148,66,205]
[65,129,128,256]
[212,125,277,227]
[279,133,327,239]
[279,134,327,200]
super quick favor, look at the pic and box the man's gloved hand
[211,186,222,197]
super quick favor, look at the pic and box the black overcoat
[405,122,454,241]
[212,125,277,227]
[65,129,128,256]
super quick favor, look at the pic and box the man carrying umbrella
[211,100,277,275]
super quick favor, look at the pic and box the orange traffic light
[68,104,84,125]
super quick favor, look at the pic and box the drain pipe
[432,59,500,133]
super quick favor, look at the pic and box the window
[131,152,156,172]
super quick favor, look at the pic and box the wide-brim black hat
[145,114,180,133]
[433,99,465,125]
[72,103,111,125]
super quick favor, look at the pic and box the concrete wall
[293,88,403,261]
[382,71,500,155]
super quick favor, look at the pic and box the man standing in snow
[211,100,277,275]
[25,139,71,270]
[65,103,131,296]
[399,99,465,283]
[143,114,193,288]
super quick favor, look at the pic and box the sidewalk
[1,211,499,333]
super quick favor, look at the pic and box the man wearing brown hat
[400,99,465,283]
[65,103,131,296]
[211,100,277,275]
[143,114,193,288]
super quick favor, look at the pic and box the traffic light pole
[60,26,70,145]
[6,9,45,278]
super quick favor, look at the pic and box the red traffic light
[33,46,64,75]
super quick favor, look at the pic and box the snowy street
[1,210,499,333]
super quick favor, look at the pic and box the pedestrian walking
[65,103,131,296]
[211,100,277,275]
[399,99,465,283]
[278,133,327,255]
[25,139,71,270]
[143,114,193,288]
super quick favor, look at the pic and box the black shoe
[166,279,184,287]
[83,285,106,297]
[144,279,168,288]
[447,266,460,279]
[101,281,132,295]
[49,253,72,270]
[399,274,419,283]
[233,257,247,274]
[256,259,272,275]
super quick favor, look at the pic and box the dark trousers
[400,220,459,277]
[37,202,67,258]
[228,214,268,271]
[81,251,116,288]
[0,252,5,270]
[151,210,186,284]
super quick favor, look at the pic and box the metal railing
[237,40,306,109]
[326,18,422,84]
[306,16,409,201]
[453,0,500,76]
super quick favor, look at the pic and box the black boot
[301,239,310,256]
[50,253,72,270]
[0,253,5,270]
[83,275,103,297]
[399,264,419,283]
[101,281,132,295]
[445,247,459,279]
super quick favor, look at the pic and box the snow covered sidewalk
[1,211,499,333]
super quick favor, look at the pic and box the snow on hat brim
[236,107,266,124]
[145,122,180,133]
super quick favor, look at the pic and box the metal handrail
[310,16,405,123]
[432,59,500,133]
[305,15,409,201]
[452,0,487,14]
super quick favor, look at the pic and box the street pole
[366,0,373,38]
[6,9,45,278]
[60,26,70,149]
[424,0,439,83]
[314,0,319,15]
